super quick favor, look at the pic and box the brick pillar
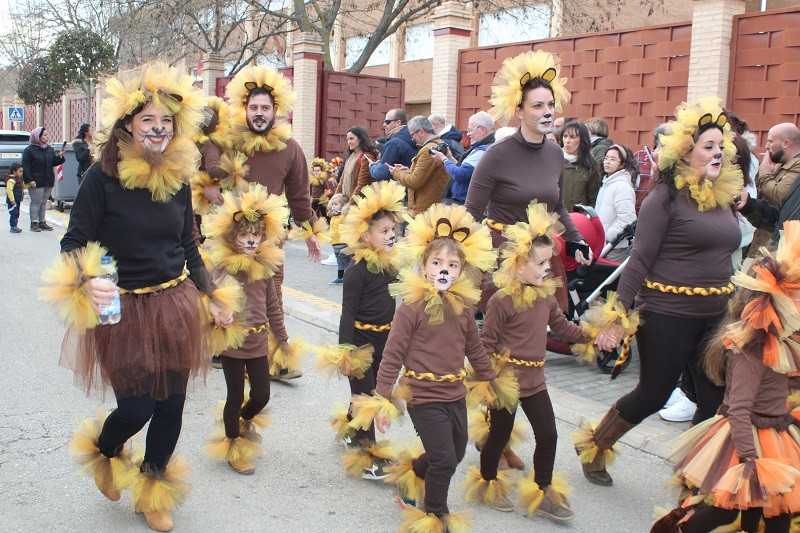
[291,32,323,162]
[431,1,473,123]
[62,87,78,142]
[203,52,226,97]
[686,0,746,103]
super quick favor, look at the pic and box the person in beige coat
[387,115,449,215]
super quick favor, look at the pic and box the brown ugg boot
[571,405,635,486]
[502,447,526,470]
[131,457,190,532]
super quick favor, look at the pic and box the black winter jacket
[22,144,65,188]
[741,175,800,241]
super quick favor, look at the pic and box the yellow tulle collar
[389,268,479,325]
[231,116,292,157]
[309,173,327,186]
[194,129,230,150]
[674,162,742,212]
[351,247,397,275]
[496,277,560,311]
[203,239,284,283]
[116,133,200,202]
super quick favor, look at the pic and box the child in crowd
[652,221,800,533]
[202,183,301,475]
[5,163,24,233]
[309,157,330,220]
[328,193,349,284]
[467,201,589,521]
[316,181,405,480]
[353,204,516,532]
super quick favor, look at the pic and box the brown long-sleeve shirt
[243,137,316,224]
[722,348,800,460]
[375,302,497,405]
[220,271,288,359]
[465,130,582,243]
[615,184,740,317]
[199,141,226,180]
[481,293,587,398]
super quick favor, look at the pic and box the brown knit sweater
[482,292,588,398]
[615,184,740,317]
[465,130,582,242]
[220,272,289,359]
[376,302,497,405]
[243,137,316,224]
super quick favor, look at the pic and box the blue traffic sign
[8,107,24,123]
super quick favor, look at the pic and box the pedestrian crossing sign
[8,107,24,123]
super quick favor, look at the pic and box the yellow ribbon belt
[248,323,270,334]
[485,218,507,231]
[119,272,188,296]
[493,353,545,367]
[355,321,392,332]
[403,368,467,382]
[644,280,735,296]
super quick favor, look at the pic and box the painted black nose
[439,269,449,276]
[713,152,722,159]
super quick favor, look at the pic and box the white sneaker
[659,395,697,422]
[662,387,686,410]
[321,254,337,266]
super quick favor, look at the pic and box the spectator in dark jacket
[586,117,614,168]
[22,127,65,232]
[429,113,465,160]
[73,123,93,183]
[431,111,495,205]
[737,177,800,244]
[370,108,416,181]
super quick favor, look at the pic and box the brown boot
[572,405,635,486]
[536,485,575,522]
[144,510,174,532]
[502,447,525,470]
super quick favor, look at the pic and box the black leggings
[347,330,388,444]
[98,392,186,472]
[408,399,468,516]
[480,390,557,486]
[221,356,271,438]
[680,506,790,533]
[616,311,726,426]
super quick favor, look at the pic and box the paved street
[1,200,678,532]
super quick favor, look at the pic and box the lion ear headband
[243,82,274,96]
[696,112,728,137]
[519,67,557,88]
[435,218,471,242]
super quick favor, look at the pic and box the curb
[19,203,69,228]
[281,291,682,461]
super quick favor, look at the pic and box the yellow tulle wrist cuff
[288,218,330,245]
[315,344,374,380]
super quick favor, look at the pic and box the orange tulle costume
[665,221,800,520]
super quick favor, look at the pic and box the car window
[0,133,31,142]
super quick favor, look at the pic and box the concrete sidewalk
[279,240,688,461]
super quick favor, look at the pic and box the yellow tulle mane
[389,268,480,324]
[116,133,200,202]
[394,203,496,275]
[225,65,296,116]
[657,96,737,171]
[193,96,233,149]
[230,110,293,156]
[340,181,406,274]
[673,161,743,212]
[218,150,250,192]
[99,62,204,139]
[493,200,564,309]
[489,50,571,124]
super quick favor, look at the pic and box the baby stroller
[546,205,637,374]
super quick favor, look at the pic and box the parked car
[0,130,29,177]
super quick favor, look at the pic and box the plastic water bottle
[98,256,121,325]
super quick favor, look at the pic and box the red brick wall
[727,7,800,149]
[457,22,691,150]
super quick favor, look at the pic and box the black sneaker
[211,356,222,369]
[362,457,391,481]
[10,227,22,233]
[30,222,41,232]
[39,221,54,231]
[270,368,302,380]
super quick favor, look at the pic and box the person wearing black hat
[72,123,93,183]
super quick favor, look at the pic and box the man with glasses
[386,115,449,215]
[428,113,465,160]
[370,108,417,182]
[430,111,495,205]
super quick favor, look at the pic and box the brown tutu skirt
[60,279,211,400]
[670,414,800,517]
